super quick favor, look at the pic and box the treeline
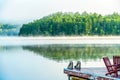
[0,24,21,36]
[19,12,120,36]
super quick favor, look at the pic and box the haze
[0,0,120,24]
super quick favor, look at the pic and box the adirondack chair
[103,57,118,77]
[113,56,120,71]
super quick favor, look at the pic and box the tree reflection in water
[23,44,120,62]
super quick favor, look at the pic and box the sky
[0,0,120,24]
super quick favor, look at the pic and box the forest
[19,12,120,36]
[0,24,21,36]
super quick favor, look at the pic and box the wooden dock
[64,68,120,80]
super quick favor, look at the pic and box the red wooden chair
[113,56,120,71]
[103,57,118,77]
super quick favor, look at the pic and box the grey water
[0,37,120,80]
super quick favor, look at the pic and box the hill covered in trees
[0,24,21,36]
[19,12,120,36]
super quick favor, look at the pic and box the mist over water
[0,36,120,46]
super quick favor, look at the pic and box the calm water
[0,37,120,80]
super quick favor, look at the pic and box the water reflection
[23,44,120,62]
[1,44,120,80]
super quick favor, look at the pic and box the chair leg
[115,72,118,77]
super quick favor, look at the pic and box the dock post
[68,75,71,80]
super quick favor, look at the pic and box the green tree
[19,12,120,36]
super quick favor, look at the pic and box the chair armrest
[107,65,116,67]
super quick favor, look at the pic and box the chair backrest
[113,56,120,66]
[103,57,118,77]
[103,57,113,72]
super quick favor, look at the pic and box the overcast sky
[0,0,120,24]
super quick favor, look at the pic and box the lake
[0,37,120,80]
